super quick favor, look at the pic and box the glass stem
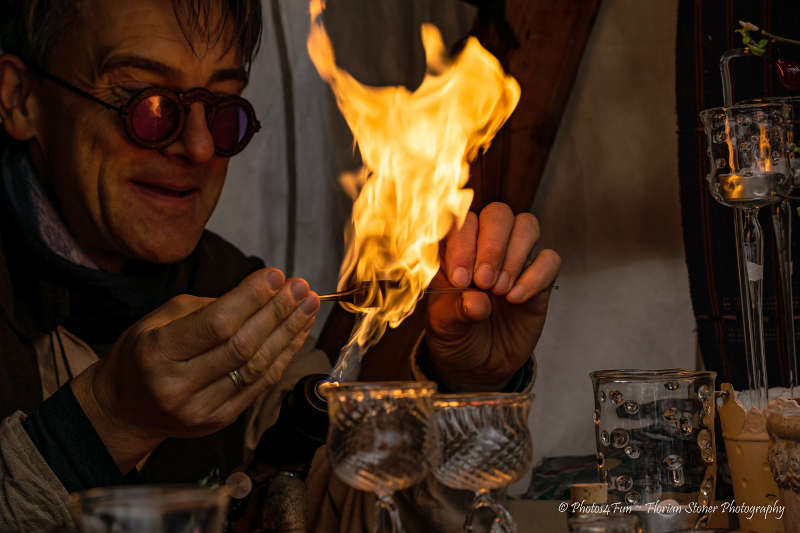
[772,200,797,396]
[373,494,403,533]
[734,207,768,409]
[719,48,749,106]
[463,489,517,533]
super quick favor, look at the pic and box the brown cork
[570,483,607,505]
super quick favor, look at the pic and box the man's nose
[164,102,215,163]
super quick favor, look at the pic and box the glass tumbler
[320,380,436,533]
[590,370,717,515]
[70,485,228,533]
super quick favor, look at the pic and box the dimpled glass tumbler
[591,370,717,531]
[429,392,533,533]
[320,381,436,533]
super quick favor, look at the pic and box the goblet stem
[463,489,516,533]
[373,494,403,533]
[772,199,798,395]
[734,207,768,409]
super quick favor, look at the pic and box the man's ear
[0,54,39,141]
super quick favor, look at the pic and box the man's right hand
[70,268,320,474]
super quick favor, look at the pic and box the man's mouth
[132,181,199,198]
[131,180,200,205]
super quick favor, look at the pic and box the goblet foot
[374,494,403,533]
[463,489,516,533]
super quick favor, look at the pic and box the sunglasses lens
[131,95,181,143]
[211,102,251,153]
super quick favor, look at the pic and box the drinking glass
[320,381,436,533]
[591,370,717,532]
[70,485,228,533]
[429,392,533,533]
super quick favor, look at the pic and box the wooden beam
[468,0,602,212]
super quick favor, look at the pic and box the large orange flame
[307,1,520,379]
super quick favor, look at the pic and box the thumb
[427,271,491,336]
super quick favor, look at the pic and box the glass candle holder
[699,102,792,207]
[699,102,794,412]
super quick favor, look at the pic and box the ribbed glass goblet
[320,381,436,533]
[430,392,533,533]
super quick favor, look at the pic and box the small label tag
[746,261,763,281]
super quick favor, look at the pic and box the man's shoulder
[189,231,266,297]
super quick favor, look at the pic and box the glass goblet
[320,380,436,533]
[429,392,533,533]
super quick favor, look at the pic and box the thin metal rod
[318,286,472,302]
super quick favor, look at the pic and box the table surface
[508,500,569,533]
[507,499,735,532]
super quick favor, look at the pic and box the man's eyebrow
[208,67,249,85]
[100,55,248,86]
[100,55,178,78]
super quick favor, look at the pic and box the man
[0,0,560,531]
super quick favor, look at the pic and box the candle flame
[759,125,772,172]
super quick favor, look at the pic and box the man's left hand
[425,202,561,392]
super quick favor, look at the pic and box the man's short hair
[0,0,263,72]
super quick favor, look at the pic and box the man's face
[29,0,248,271]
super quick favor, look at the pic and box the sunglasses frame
[34,69,261,157]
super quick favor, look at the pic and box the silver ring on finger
[228,369,246,389]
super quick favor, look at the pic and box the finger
[442,211,478,288]
[506,249,561,305]
[203,334,308,416]
[161,268,286,360]
[189,280,318,382]
[237,295,319,384]
[474,202,514,289]
[137,294,215,331]
[493,213,540,295]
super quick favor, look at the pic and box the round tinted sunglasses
[35,70,261,157]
